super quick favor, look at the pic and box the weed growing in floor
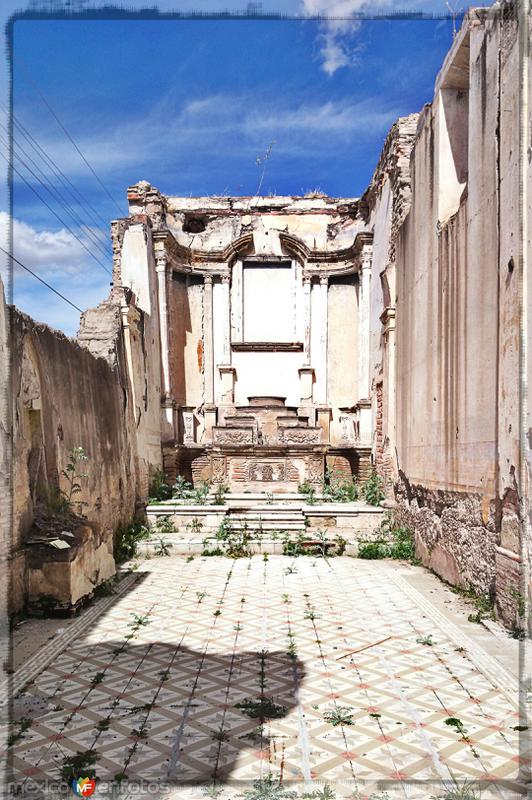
[298,480,318,505]
[416,634,435,646]
[96,718,110,732]
[434,783,483,800]
[202,782,225,798]
[213,482,230,505]
[364,469,385,506]
[128,613,150,628]
[235,697,288,721]
[323,706,355,726]
[154,538,173,557]
[358,513,418,563]
[60,750,99,782]
[7,717,32,747]
[196,591,207,602]
[450,584,494,624]
[90,672,104,686]
[444,717,468,739]
[239,773,297,799]
[192,480,211,505]
[153,515,174,534]
[265,492,274,505]
[211,725,229,743]
[284,563,298,575]
[114,518,150,563]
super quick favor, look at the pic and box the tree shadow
[10,573,306,788]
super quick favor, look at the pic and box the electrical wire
[0,245,83,313]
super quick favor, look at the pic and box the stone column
[220,274,231,363]
[316,275,329,405]
[358,248,372,401]
[203,275,216,440]
[303,275,312,363]
[155,253,174,440]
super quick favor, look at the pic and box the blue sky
[6,5,466,334]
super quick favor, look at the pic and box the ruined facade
[7,3,531,627]
[112,189,374,492]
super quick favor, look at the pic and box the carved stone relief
[278,427,321,445]
[213,428,254,445]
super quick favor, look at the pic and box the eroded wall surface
[366,8,526,626]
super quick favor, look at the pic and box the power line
[7,133,111,262]
[15,56,124,216]
[0,245,83,313]
[7,106,114,233]
[0,146,111,275]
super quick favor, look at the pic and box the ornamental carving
[213,428,254,445]
[307,457,324,483]
[249,461,285,482]
[278,428,321,445]
[211,457,226,483]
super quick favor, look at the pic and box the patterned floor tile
[7,556,527,799]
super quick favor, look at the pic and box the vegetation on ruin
[148,468,173,502]
[449,584,494,625]
[357,513,418,562]
[323,468,359,503]
[114,518,150,563]
[363,468,385,506]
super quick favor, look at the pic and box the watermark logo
[71,777,96,797]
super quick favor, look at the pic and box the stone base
[26,522,116,614]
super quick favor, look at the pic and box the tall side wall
[366,8,524,626]
[10,254,163,613]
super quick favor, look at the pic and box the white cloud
[300,0,459,75]
[0,211,97,276]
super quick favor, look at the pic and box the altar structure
[112,183,374,491]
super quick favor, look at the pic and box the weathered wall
[365,7,525,625]
[11,266,163,613]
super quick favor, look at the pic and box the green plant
[60,750,99,782]
[323,706,355,726]
[509,587,526,617]
[192,480,211,505]
[334,535,347,556]
[96,718,110,732]
[154,538,172,557]
[435,781,483,800]
[90,672,104,686]
[148,468,172,502]
[298,480,318,505]
[211,725,229,743]
[172,474,193,500]
[235,697,288,721]
[41,484,71,517]
[322,468,359,503]
[213,482,230,505]
[61,446,89,507]
[239,773,297,800]
[128,613,150,628]
[187,517,204,535]
[114,518,150,563]
[444,717,468,739]
[450,583,494,624]
[7,717,32,747]
[364,469,385,506]
[265,492,274,505]
[153,515,174,533]
[416,634,435,646]
[358,541,388,559]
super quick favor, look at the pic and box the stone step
[137,536,360,557]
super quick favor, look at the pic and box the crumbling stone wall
[10,289,157,613]
[365,6,527,627]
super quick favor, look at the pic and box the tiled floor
[7,555,528,799]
